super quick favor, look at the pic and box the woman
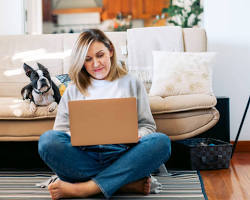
[38,29,171,199]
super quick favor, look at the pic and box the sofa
[0,27,219,142]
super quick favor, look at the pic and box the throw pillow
[54,74,71,96]
[149,51,216,97]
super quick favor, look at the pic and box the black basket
[168,138,232,170]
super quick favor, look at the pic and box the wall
[0,0,25,35]
[26,0,42,34]
[203,0,250,141]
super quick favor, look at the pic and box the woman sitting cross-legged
[38,29,171,200]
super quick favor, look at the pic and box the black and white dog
[21,63,61,113]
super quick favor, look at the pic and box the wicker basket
[171,138,232,170]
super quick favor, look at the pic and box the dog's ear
[23,63,34,77]
[37,62,48,71]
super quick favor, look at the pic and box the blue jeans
[38,130,171,199]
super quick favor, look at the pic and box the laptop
[68,97,139,146]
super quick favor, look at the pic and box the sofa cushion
[149,51,216,97]
[154,107,219,140]
[0,118,54,141]
[0,107,219,142]
[0,97,56,120]
[149,94,217,114]
[0,94,216,119]
[183,28,207,52]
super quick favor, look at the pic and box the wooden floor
[201,152,250,200]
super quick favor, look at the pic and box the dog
[21,63,61,113]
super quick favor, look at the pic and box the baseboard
[230,141,250,152]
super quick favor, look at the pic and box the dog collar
[34,86,51,95]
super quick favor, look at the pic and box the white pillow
[149,51,216,97]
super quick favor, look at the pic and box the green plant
[162,0,203,28]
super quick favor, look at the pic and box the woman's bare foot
[48,179,101,200]
[119,177,151,195]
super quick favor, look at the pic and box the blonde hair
[68,29,127,95]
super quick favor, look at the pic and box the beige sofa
[0,28,219,141]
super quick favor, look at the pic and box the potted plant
[162,0,203,28]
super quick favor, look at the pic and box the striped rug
[0,171,207,200]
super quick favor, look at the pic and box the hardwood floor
[201,152,250,200]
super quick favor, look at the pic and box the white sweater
[53,73,156,137]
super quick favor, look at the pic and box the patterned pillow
[55,74,71,96]
[149,51,216,97]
